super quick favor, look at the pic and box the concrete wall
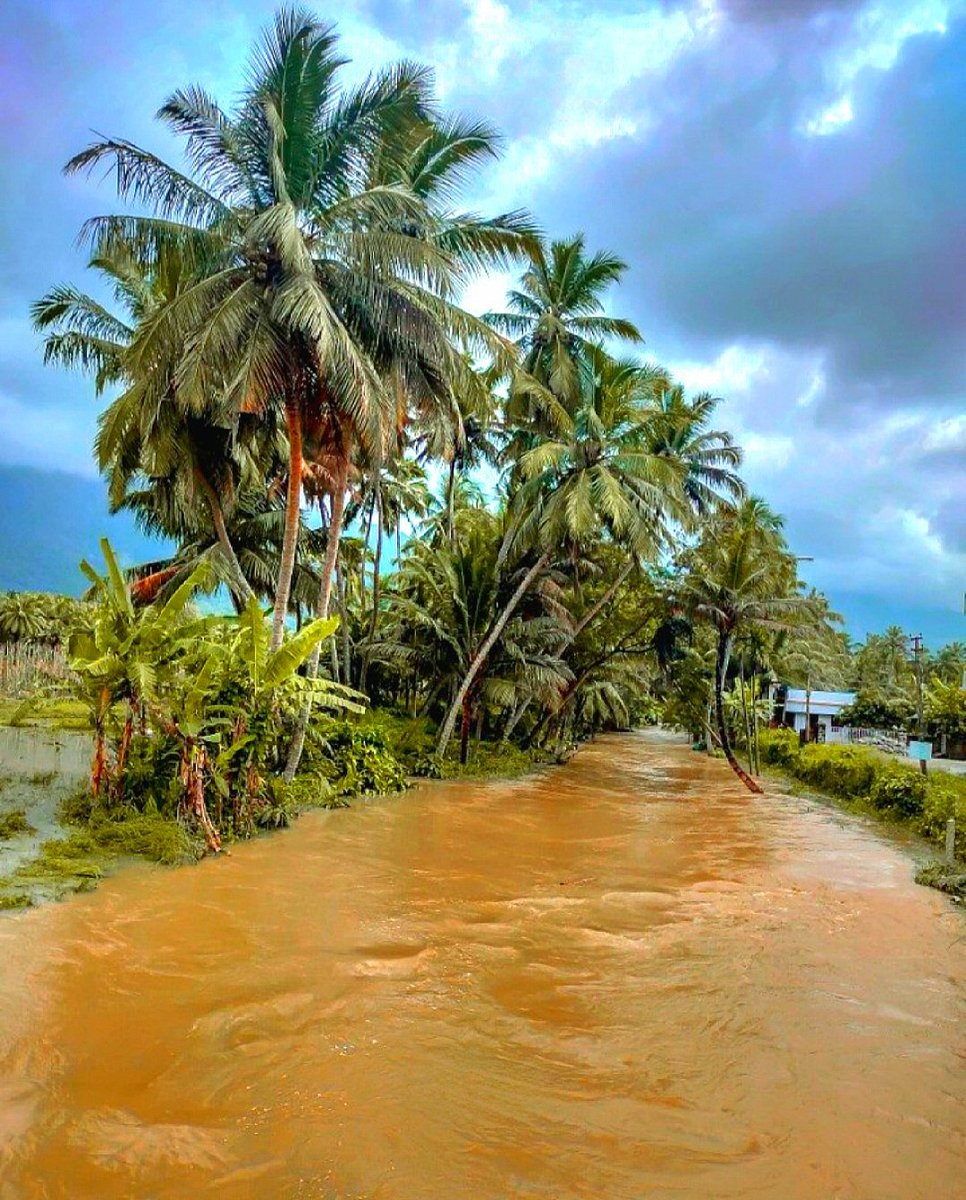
[0,727,92,779]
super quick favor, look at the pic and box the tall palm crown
[648,385,745,516]
[681,498,798,635]
[509,356,687,562]
[677,498,810,791]
[487,235,643,443]
[62,8,534,648]
[487,234,641,385]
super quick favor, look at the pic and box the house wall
[788,712,848,744]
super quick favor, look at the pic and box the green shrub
[793,744,877,799]
[259,774,346,829]
[15,832,104,883]
[304,720,408,797]
[868,762,928,817]
[411,752,443,778]
[917,775,966,857]
[60,785,95,824]
[763,731,966,863]
[87,811,196,865]
[359,711,435,765]
[914,863,966,899]
[441,740,547,780]
[759,728,799,766]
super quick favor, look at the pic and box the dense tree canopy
[20,5,958,834]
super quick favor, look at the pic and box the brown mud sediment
[0,729,963,1198]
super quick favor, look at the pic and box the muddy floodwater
[0,731,963,1199]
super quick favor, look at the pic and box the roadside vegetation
[759,729,966,899]
[0,9,961,909]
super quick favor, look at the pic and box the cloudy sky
[0,0,963,642]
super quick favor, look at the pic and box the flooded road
[0,731,963,1199]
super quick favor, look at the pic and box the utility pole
[804,668,812,744]
[909,633,926,774]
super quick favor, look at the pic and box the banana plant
[154,598,364,848]
[69,538,213,797]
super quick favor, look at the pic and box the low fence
[844,727,909,755]
[0,643,70,698]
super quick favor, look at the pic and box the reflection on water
[0,731,963,1198]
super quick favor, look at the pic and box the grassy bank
[760,729,966,901]
[0,697,92,730]
[0,709,553,911]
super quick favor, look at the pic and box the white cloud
[805,94,855,136]
[802,0,950,137]
[670,344,770,395]
[459,270,515,318]
[922,414,966,453]
[463,0,520,81]
[741,431,796,474]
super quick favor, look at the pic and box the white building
[772,687,856,744]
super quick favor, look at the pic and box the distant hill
[0,466,168,594]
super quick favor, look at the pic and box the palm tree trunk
[336,560,351,683]
[502,698,530,745]
[283,462,349,781]
[271,399,303,653]
[436,552,551,758]
[359,483,383,693]
[571,560,634,641]
[459,695,472,766]
[715,629,763,794]
[752,678,761,775]
[525,687,565,751]
[359,493,375,649]
[196,472,254,607]
[739,664,754,774]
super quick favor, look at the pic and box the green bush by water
[759,729,966,860]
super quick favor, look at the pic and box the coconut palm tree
[62,9,534,663]
[0,594,49,644]
[380,507,570,762]
[34,240,262,605]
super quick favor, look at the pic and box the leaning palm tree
[61,9,534,663]
[678,499,810,793]
[379,507,571,762]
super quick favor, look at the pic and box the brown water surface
[0,731,963,1198]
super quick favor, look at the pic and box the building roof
[782,688,855,714]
